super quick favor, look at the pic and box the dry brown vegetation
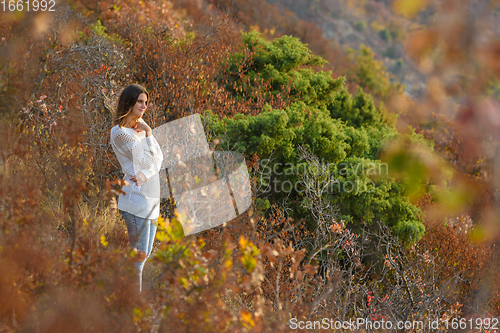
[1,0,500,332]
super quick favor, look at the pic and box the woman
[109,84,164,292]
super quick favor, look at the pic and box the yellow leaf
[393,0,428,18]
[241,255,257,272]
[239,236,248,249]
[156,214,167,229]
[240,310,255,328]
[156,231,170,242]
[180,277,189,289]
[100,235,108,247]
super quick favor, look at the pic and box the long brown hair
[113,84,149,127]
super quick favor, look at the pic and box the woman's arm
[111,129,164,185]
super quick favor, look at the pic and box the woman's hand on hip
[130,171,147,186]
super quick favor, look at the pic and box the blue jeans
[119,210,157,292]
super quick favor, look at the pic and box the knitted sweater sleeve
[111,129,164,180]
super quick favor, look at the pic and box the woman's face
[130,93,148,119]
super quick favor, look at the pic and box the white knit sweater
[110,118,164,220]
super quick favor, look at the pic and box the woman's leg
[140,219,157,292]
[146,218,158,258]
[119,211,154,292]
